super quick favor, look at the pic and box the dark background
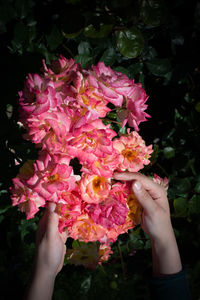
[0,0,200,299]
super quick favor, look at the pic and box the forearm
[151,230,182,276]
[25,265,56,300]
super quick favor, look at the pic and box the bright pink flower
[43,56,80,89]
[113,131,153,172]
[118,83,151,131]
[106,218,134,242]
[56,190,83,231]
[69,214,107,243]
[79,174,111,204]
[81,150,120,178]
[18,74,59,123]
[85,198,129,229]
[25,110,71,152]
[84,181,129,229]
[72,71,111,119]
[62,96,99,131]
[89,62,135,107]
[10,177,45,220]
[32,152,76,201]
[153,173,169,190]
[65,119,116,163]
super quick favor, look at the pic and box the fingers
[114,172,165,199]
[132,181,156,215]
[60,229,69,243]
[46,203,69,243]
[46,202,59,238]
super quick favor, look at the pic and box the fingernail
[133,181,141,191]
[48,202,56,212]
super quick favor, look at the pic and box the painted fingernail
[134,181,141,191]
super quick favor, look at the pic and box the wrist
[150,230,182,276]
[150,223,175,248]
[26,262,56,300]
[33,260,57,282]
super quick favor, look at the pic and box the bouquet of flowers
[10,56,155,267]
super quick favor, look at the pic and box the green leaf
[15,0,34,19]
[0,2,16,27]
[194,182,200,194]
[84,24,113,38]
[150,144,159,164]
[163,147,175,159]
[130,236,144,250]
[106,112,117,120]
[61,10,85,37]
[0,205,11,214]
[62,29,82,39]
[173,197,187,217]
[74,54,93,68]
[100,47,117,66]
[107,0,132,11]
[195,102,200,112]
[146,58,172,76]
[144,239,151,250]
[119,126,127,134]
[171,178,191,196]
[128,62,143,77]
[116,28,144,58]
[114,66,130,77]
[110,281,118,290]
[46,26,62,51]
[80,276,92,294]
[188,195,200,215]
[72,240,84,248]
[18,218,38,242]
[129,229,144,249]
[78,41,91,55]
[54,289,68,300]
[140,0,167,27]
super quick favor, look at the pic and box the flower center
[92,176,105,193]
[122,149,137,161]
[127,193,142,224]
[127,194,138,213]
[48,173,59,182]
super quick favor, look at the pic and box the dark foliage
[0,0,200,299]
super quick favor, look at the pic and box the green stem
[99,264,107,275]
[156,163,169,177]
[77,239,81,247]
[118,241,126,280]
[62,44,75,58]
[102,118,121,124]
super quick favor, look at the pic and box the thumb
[46,202,59,237]
[132,181,156,215]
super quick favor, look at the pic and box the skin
[113,172,182,276]
[25,203,68,300]
[26,172,182,300]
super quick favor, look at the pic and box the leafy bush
[0,0,200,299]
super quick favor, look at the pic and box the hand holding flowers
[114,172,182,276]
[10,56,164,266]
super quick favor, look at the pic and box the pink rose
[79,174,111,204]
[113,131,153,172]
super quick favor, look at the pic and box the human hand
[114,171,173,243]
[114,172,182,275]
[35,202,68,279]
